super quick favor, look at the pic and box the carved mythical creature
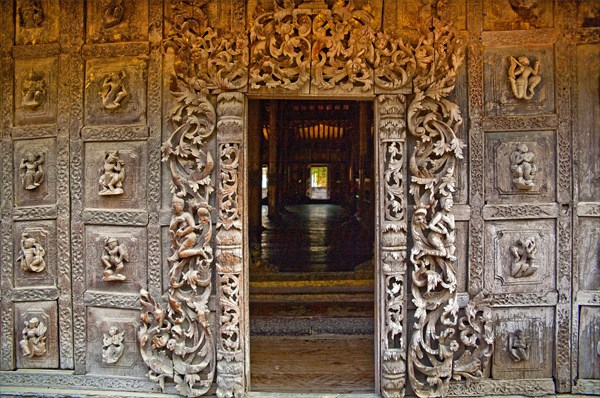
[19,317,47,358]
[18,0,44,28]
[99,150,125,195]
[508,55,541,100]
[100,71,128,110]
[20,152,45,190]
[21,70,46,110]
[101,237,128,281]
[510,143,537,190]
[510,238,538,278]
[102,326,125,364]
[101,0,124,29]
[508,329,529,362]
[17,232,46,273]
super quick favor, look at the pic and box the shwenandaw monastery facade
[0,1,599,397]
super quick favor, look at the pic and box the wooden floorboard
[250,335,375,393]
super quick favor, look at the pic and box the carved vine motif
[102,326,125,364]
[510,143,537,190]
[138,72,216,396]
[508,56,541,100]
[101,237,127,281]
[21,70,47,110]
[100,71,128,110]
[101,0,125,29]
[99,151,125,196]
[407,8,493,398]
[508,330,529,363]
[19,317,47,358]
[510,238,538,278]
[20,152,45,190]
[17,232,46,273]
[19,0,44,28]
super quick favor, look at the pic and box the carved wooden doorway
[246,99,376,392]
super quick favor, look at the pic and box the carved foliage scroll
[138,76,216,396]
[378,94,408,398]
[215,92,244,398]
[406,11,493,398]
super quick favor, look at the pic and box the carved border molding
[82,42,150,58]
[448,378,555,396]
[482,203,559,220]
[576,202,600,217]
[482,115,559,131]
[12,43,61,59]
[84,292,140,309]
[573,379,600,395]
[490,292,559,307]
[81,210,148,226]
[481,29,557,46]
[575,291,600,306]
[11,125,58,140]
[12,205,58,221]
[81,126,149,142]
[12,287,60,302]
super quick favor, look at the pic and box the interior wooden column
[268,100,279,216]
[247,100,262,247]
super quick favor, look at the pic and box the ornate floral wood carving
[406,9,494,398]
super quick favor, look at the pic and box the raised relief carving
[510,238,538,278]
[510,143,537,190]
[18,0,44,28]
[17,232,46,273]
[99,151,125,196]
[102,326,125,364]
[508,330,530,362]
[100,71,128,110]
[19,317,47,358]
[20,152,45,190]
[21,70,47,110]
[101,237,127,281]
[508,56,541,100]
[101,0,124,29]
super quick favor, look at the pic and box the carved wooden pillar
[267,100,278,216]
[215,92,245,398]
[377,94,408,398]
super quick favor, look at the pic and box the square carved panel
[485,219,555,294]
[484,45,554,116]
[578,306,600,380]
[15,0,60,45]
[492,307,554,379]
[13,137,56,208]
[576,218,600,291]
[83,141,147,210]
[84,225,147,295]
[13,220,56,289]
[86,0,149,43]
[86,307,147,377]
[14,301,59,369]
[14,57,59,126]
[482,0,553,31]
[84,57,147,127]
[485,131,555,204]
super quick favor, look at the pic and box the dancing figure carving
[20,152,45,190]
[510,238,538,278]
[21,70,46,110]
[19,317,47,358]
[102,326,125,364]
[510,143,537,190]
[100,71,128,110]
[102,0,124,29]
[101,237,128,281]
[17,232,46,273]
[99,151,125,195]
[508,56,541,100]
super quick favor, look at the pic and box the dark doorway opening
[247,99,375,392]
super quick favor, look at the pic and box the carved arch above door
[137,1,492,397]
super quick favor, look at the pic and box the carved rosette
[378,94,408,398]
[215,93,244,398]
[138,77,216,396]
[406,12,493,398]
[250,1,312,91]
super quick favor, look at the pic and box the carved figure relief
[18,0,44,28]
[102,326,125,364]
[20,152,45,190]
[510,143,537,190]
[21,70,47,110]
[101,0,124,29]
[19,317,47,358]
[17,232,46,273]
[101,237,128,281]
[98,151,125,195]
[508,56,541,100]
[100,71,128,110]
[510,238,538,278]
[508,330,530,362]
